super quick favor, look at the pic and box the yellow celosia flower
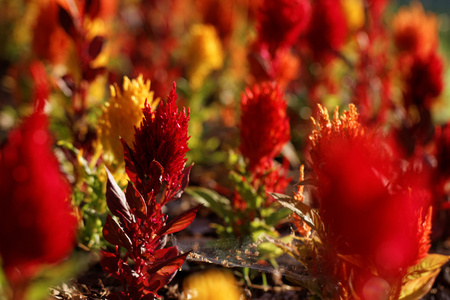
[186,24,224,90]
[392,1,439,59]
[98,75,159,169]
[182,269,242,300]
[340,0,365,31]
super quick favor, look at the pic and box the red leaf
[121,138,139,183]
[147,251,190,291]
[58,5,76,38]
[103,215,132,250]
[88,36,104,61]
[146,251,190,276]
[162,164,193,206]
[126,181,147,219]
[153,246,179,260]
[105,167,132,223]
[99,249,119,274]
[156,205,200,236]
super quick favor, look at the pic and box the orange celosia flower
[308,104,433,296]
[32,0,70,65]
[98,75,159,168]
[392,1,439,60]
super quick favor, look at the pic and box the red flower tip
[257,0,311,53]
[239,82,290,171]
[131,82,190,189]
[304,0,348,63]
[0,111,76,284]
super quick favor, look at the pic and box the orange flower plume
[308,104,432,296]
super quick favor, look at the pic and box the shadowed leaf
[103,215,132,251]
[156,205,200,236]
[125,181,147,219]
[105,167,132,223]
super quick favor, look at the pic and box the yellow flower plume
[186,24,224,90]
[98,75,159,169]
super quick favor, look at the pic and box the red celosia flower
[308,104,432,293]
[29,61,50,112]
[239,82,290,172]
[403,52,443,110]
[0,111,76,289]
[257,0,311,54]
[304,0,348,63]
[123,83,190,198]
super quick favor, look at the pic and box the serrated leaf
[156,205,200,236]
[105,167,132,223]
[103,215,132,250]
[186,187,232,220]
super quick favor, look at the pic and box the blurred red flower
[304,0,348,62]
[403,52,443,110]
[0,111,76,286]
[239,82,290,172]
[257,0,311,54]
[309,104,432,291]
[32,0,70,65]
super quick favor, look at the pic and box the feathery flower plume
[98,75,159,168]
[186,24,224,90]
[0,111,76,297]
[123,82,190,196]
[308,104,433,296]
[393,2,438,60]
[101,83,197,299]
[239,82,290,172]
[257,0,311,54]
[304,0,348,63]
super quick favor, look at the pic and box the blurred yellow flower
[98,75,159,169]
[186,24,224,90]
[392,1,439,59]
[182,269,242,300]
[340,0,365,31]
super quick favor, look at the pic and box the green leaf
[264,207,292,227]
[186,187,232,220]
[270,192,316,230]
[230,171,259,210]
[399,254,450,299]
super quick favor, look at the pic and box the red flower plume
[304,0,348,63]
[124,82,190,194]
[308,104,432,291]
[257,0,311,53]
[0,111,76,286]
[239,82,290,172]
